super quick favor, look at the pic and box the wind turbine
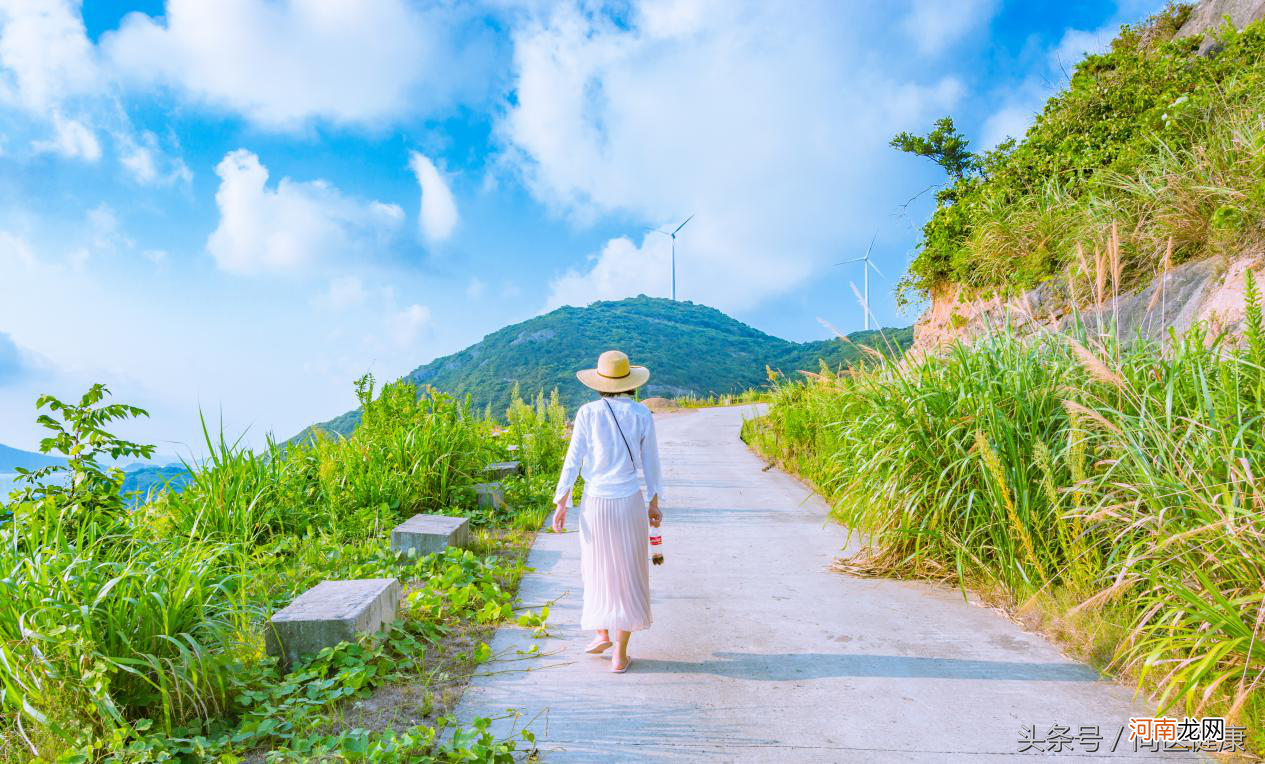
[647,214,694,301]
[837,233,883,330]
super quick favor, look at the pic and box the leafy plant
[11,384,155,523]
[515,608,551,639]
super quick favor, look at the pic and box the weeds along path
[454,406,1166,762]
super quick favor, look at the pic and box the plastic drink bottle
[650,531,664,566]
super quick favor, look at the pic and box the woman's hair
[599,390,633,398]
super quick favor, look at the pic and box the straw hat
[577,350,650,393]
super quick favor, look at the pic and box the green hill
[310,296,911,437]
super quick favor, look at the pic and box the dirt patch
[640,397,679,413]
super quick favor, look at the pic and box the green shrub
[897,8,1265,298]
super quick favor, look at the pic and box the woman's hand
[551,501,568,533]
[648,496,662,528]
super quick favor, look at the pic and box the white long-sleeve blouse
[552,395,664,507]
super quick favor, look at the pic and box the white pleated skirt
[579,492,653,632]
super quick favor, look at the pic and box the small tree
[12,384,154,523]
[890,116,979,181]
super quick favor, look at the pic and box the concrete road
[454,405,1193,762]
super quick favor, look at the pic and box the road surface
[454,405,1190,762]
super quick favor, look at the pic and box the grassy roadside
[670,390,772,409]
[0,380,567,763]
[742,285,1265,756]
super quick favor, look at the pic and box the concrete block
[391,513,470,557]
[266,578,402,669]
[474,482,506,509]
[483,460,522,480]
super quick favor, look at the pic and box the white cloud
[31,112,100,160]
[0,2,200,181]
[318,276,369,310]
[87,203,132,252]
[504,0,962,312]
[465,277,486,299]
[102,0,496,130]
[546,235,671,309]
[408,151,459,243]
[391,303,431,346]
[207,149,404,275]
[0,230,34,266]
[0,0,99,112]
[116,129,191,186]
[900,0,999,57]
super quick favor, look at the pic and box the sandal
[585,639,613,654]
[611,656,632,674]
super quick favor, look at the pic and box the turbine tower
[648,215,694,301]
[837,233,883,330]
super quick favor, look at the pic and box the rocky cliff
[913,250,1261,352]
[1178,0,1265,49]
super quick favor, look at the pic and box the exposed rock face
[510,329,556,346]
[1178,0,1265,51]
[911,0,1265,355]
[913,253,1261,354]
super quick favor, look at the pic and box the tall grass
[503,386,568,481]
[672,389,772,408]
[0,377,567,761]
[745,278,1265,740]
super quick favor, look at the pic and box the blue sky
[0,0,1159,456]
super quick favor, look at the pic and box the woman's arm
[551,408,588,532]
[641,413,664,527]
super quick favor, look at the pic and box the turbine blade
[867,260,885,279]
[865,231,877,258]
[671,214,695,235]
[836,257,865,265]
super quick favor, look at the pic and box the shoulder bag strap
[602,397,637,469]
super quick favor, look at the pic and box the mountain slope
[0,443,66,472]
[312,296,911,437]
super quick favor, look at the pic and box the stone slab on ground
[474,482,506,509]
[454,406,1194,762]
[266,578,402,669]
[390,514,470,557]
[483,461,522,480]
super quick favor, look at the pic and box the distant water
[0,473,18,499]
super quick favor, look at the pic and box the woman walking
[552,350,663,674]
